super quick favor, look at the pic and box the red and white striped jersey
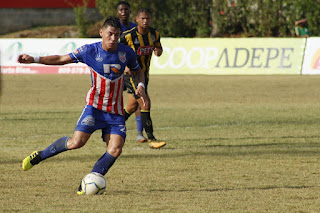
[86,69,124,115]
[69,42,140,116]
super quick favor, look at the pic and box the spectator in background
[295,18,311,37]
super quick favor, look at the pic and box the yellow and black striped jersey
[119,26,161,76]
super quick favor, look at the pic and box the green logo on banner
[7,42,22,61]
[60,42,77,53]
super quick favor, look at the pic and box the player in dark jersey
[18,16,146,194]
[117,1,147,143]
[120,8,166,149]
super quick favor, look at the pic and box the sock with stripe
[124,108,132,121]
[141,110,155,140]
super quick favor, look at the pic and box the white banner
[0,38,99,74]
[0,37,314,75]
[302,37,320,75]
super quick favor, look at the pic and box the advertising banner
[150,38,306,75]
[0,38,306,75]
[0,38,99,74]
[301,37,320,75]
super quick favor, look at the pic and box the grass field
[1,74,320,212]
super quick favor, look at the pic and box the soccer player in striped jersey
[18,16,146,194]
[117,1,147,143]
[120,8,166,149]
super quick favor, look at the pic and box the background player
[117,1,147,143]
[120,8,166,149]
[18,16,146,194]
[117,1,136,33]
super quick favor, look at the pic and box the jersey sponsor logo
[103,64,121,74]
[118,52,127,63]
[137,45,155,56]
[81,115,95,127]
[111,67,120,73]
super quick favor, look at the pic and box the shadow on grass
[181,135,320,143]
[147,185,313,193]
[5,143,320,166]
[104,185,314,195]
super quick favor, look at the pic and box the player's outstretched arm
[18,54,74,65]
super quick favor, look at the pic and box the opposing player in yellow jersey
[117,1,148,143]
[120,8,166,149]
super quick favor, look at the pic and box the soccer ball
[81,172,106,195]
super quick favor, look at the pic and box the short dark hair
[102,16,121,29]
[117,1,130,8]
[136,8,152,17]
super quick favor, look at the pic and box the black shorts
[123,74,149,99]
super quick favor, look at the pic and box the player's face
[117,4,130,22]
[100,26,121,51]
[136,12,151,29]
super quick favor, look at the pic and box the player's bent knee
[67,137,87,150]
[126,105,138,114]
[108,146,122,157]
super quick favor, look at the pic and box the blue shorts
[75,105,126,140]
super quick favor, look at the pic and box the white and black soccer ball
[81,172,106,195]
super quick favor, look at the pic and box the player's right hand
[17,54,34,64]
[136,87,147,107]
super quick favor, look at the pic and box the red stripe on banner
[107,81,115,112]
[88,72,97,106]
[0,0,96,8]
[1,66,90,74]
[97,78,106,110]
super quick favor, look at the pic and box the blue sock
[136,116,143,133]
[91,151,117,176]
[40,137,69,160]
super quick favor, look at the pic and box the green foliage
[96,0,211,37]
[95,0,320,37]
[73,0,90,38]
[211,0,320,37]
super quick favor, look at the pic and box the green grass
[1,75,320,212]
